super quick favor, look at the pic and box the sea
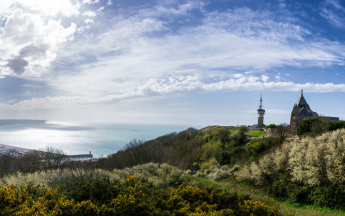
[0,122,201,158]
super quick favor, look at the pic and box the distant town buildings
[290,90,339,134]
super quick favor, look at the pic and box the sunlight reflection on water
[0,122,193,158]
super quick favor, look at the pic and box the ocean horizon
[0,121,202,158]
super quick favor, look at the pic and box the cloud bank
[0,9,76,76]
[1,0,345,120]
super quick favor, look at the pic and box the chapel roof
[294,90,310,109]
[295,107,314,118]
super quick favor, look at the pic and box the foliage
[201,157,220,170]
[272,125,290,144]
[195,165,239,181]
[296,118,345,137]
[237,128,345,209]
[230,127,249,148]
[209,128,230,142]
[201,141,223,161]
[265,124,277,129]
[296,118,320,136]
[0,163,188,189]
[0,175,282,216]
[239,200,280,216]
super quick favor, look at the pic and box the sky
[0,0,345,127]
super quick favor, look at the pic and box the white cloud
[154,1,205,16]
[84,18,94,24]
[107,0,112,6]
[261,75,269,82]
[15,0,80,17]
[44,3,345,102]
[233,74,243,78]
[0,9,76,76]
[3,1,345,113]
[82,11,96,17]
[82,0,100,4]
[97,7,105,12]
[3,75,345,111]
[285,73,290,76]
[320,0,345,29]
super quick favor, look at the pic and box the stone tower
[257,94,265,128]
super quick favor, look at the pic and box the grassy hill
[2,125,345,215]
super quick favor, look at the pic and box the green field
[228,128,266,137]
[249,130,267,137]
[229,128,238,136]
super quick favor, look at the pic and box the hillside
[2,125,345,215]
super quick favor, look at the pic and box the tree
[231,126,249,147]
[185,127,199,140]
[296,118,320,136]
[273,125,289,144]
[0,155,12,177]
[310,119,329,137]
[216,128,230,142]
[36,147,66,170]
[265,124,277,129]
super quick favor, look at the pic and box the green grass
[189,176,345,216]
[190,176,222,190]
[229,129,238,136]
[250,130,267,137]
[228,129,266,137]
[203,133,210,138]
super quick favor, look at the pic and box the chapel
[290,90,339,134]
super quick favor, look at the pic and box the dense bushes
[297,118,345,137]
[2,126,271,177]
[0,163,187,189]
[0,147,68,177]
[237,128,345,209]
[0,174,282,216]
[220,137,280,165]
[97,127,204,170]
[265,124,277,129]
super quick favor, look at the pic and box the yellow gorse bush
[0,175,281,216]
[238,200,280,216]
[0,184,74,215]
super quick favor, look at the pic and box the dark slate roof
[295,107,313,118]
[294,94,310,109]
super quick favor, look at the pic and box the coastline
[0,144,33,153]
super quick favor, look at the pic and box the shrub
[238,200,281,216]
[201,157,220,170]
[296,117,322,136]
[0,175,281,215]
[265,124,277,129]
[237,128,345,209]
[201,141,223,161]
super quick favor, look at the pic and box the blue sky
[0,0,345,126]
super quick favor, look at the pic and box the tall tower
[257,94,265,128]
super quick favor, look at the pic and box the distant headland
[0,119,46,126]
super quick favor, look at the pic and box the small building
[290,90,339,134]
